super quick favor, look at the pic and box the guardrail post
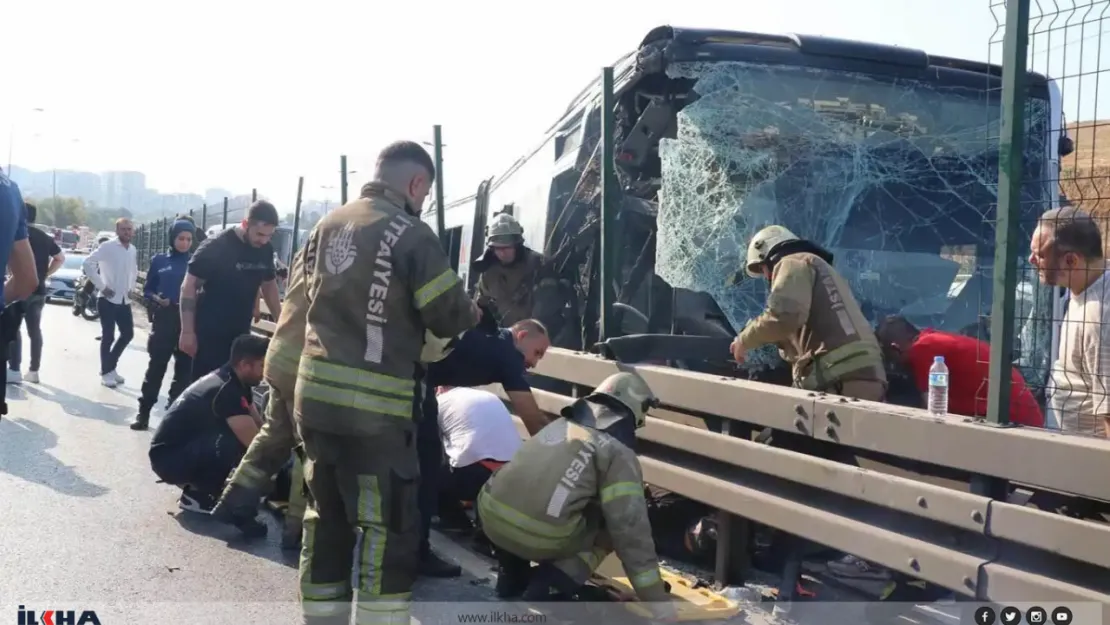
[599,66,617,343]
[712,419,754,587]
[222,197,229,228]
[433,125,447,247]
[291,176,304,264]
[200,203,207,230]
[251,188,257,203]
[340,155,349,206]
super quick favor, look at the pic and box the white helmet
[486,213,524,247]
[745,225,801,278]
[420,330,461,363]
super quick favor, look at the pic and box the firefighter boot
[212,482,268,538]
[522,562,581,602]
[494,549,533,599]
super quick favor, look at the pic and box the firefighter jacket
[295,182,478,437]
[477,416,668,603]
[474,246,551,326]
[736,251,885,391]
[264,247,307,395]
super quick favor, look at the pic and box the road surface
[0,303,505,625]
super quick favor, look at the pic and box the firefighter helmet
[745,225,801,278]
[486,213,524,247]
[419,330,461,363]
[587,372,657,429]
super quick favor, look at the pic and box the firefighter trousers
[297,422,420,625]
[222,385,306,526]
[482,499,610,587]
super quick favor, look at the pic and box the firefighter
[730,225,886,401]
[294,140,479,625]
[211,247,309,548]
[133,219,196,431]
[472,212,552,326]
[477,372,674,618]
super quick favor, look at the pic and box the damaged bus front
[515,26,1067,393]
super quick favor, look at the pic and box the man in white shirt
[1030,206,1110,437]
[82,218,138,388]
[435,386,522,537]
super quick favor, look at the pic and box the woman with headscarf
[132,218,196,431]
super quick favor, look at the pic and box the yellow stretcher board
[590,569,742,622]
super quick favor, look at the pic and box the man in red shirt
[876,315,1044,427]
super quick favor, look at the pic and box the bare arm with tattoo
[178,274,204,356]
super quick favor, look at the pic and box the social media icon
[975,606,997,625]
[1051,607,1073,625]
[1027,607,1047,624]
[1001,606,1022,624]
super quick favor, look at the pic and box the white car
[46,252,89,302]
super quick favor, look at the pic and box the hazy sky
[1,0,1105,210]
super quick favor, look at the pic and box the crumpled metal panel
[655,60,1054,378]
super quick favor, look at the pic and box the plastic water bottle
[927,356,949,416]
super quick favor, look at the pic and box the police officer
[294,140,478,625]
[730,225,886,401]
[212,247,309,548]
[472,212,553,327]
[133,218,196,431]
[477,372,674,616]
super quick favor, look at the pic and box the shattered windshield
[656,61,1053,378]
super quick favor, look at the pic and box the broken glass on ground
[655,60,1053,379]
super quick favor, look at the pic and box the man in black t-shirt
[149,334,268,524]
[178,201,282,382]
[7,202,63,384]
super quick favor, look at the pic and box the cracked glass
[655,61,1054,379]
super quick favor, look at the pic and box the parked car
[45,251,88,303]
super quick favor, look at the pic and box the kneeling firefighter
[477,372,674,616]
[730,225,886,401]
[472,212,554,327]
[212,247,309,545]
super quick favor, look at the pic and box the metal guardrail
[135,286,1110,606]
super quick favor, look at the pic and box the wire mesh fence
[983,0,1110,438]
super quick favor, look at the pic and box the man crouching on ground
[148,333,268,536]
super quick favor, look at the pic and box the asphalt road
[0,303,502,625]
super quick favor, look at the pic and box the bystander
[178,201,281,382]
[82,218,138,388]
[1029,206,1110,437]
[7,201,63,384]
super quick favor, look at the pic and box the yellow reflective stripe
[630,567,662,588]
[300,508,353,603]
[234,462,270,489]
[413,269,460,310]
[355,476,389,596]
[600,481,643,503]
[300,358,412,399]
[478,492,580,547]
[303,601,351,617]
[300,380,412,418]
[267,337,301,371]
[355,587,410,624]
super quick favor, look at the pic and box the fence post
[222,197,229,228]
[435,125,448,247]
[251,188,257,203]
[201,203,207,231]
[340,155,349,206]
[986,0,1030,429]
[599,67,617,343]
[292,176,304,264]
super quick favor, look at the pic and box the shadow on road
[0,417,110,497]
[22,383,133,425]
[172,511,298,569]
